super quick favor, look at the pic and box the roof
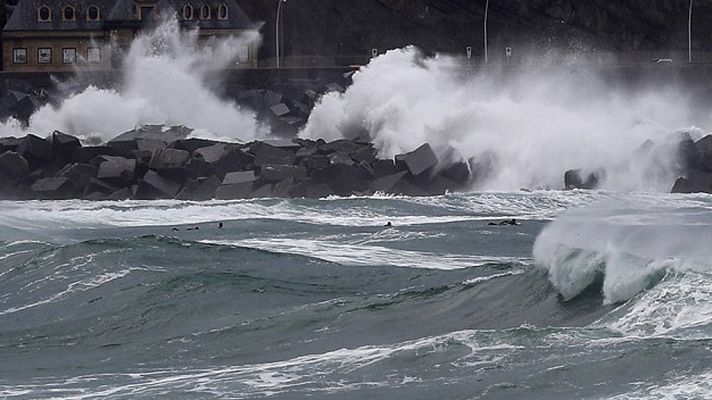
[5,0,116,31]
[5,0,255,32]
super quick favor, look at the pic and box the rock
[10,95,40,122]
[97,156,137,183]
[351,146,377,164]
[136,139,167,153]
[260,165,307,182]
[270,103,291,118]
[30,177,73,199]
[393,179,429,196]
[194,143,253,178]
[564,168,604,190]
[0,137,22,152]
[372,159,397,178]
[176,176,221,201]
[253,143,296,167]
[305,182,333,198]
[370,171,408,192]
[252,183,274,198]
[439,161,470,186]
[17,134,53,168]
[148,148,191,171]
[402,143,438,176]
[677,138,702,170]
[57,163,97,192]
[317,139,364,155]
[84,177,118,196]
[135,170,182,199]
[71,146,116,164]
[184,157,215,179]
[314,164,369,195]
[49,131,81,164]
[671,171,712,193]
[170,138,218,153]
[109,187,134,201]
[222,170,257,185]
[272,179,296,197]
[302,154,330,170]
[215,182,255,199]
[695,135,712,171]
[83,191,110,201]
[111,125,192,143]
[0,151,29,180]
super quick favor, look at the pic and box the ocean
[0,191,710,399]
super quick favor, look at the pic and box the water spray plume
[301,46,705,191]
[10,14,266,142]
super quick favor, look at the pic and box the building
[2,0,257,72]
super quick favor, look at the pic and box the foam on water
[301,46,706,191]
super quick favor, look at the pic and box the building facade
[2,0,257,72]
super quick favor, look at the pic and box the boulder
[253,143,296,167]
[313,164,370,195]
[305,182,333,198]
[57,163,97,193]
[677,138,702,170]
[270,103,291,118]
[671,171,712,193]
[564,169,604,190]
[370,171,408,192]
[108,187,134,201]
[111,125,192,143]
[17,134,53,168]
[170,138,217,153]
[71,146,116,164]
[176,175,221,201]
[372,159,397,178]
[84,177,118,196]
[148,148,190,171]
[135,170,182,199]
[302,154,330,170]
[215,182,255,199]
[30,177,73,199]
[260,165,307,182]
[184,157,215,178]
[329,151,355,167]
[695,135,712,171]
[317,139,364,155]
[439,161,470,186]
[350,146,377,164]
[402,143,438,176]
[0,151,29,180]
[97,156,137,183]
[49,131,81,164]
[194,143,253,178]
[222,170,257,185]
[0,137,22,152]
[252,183,274,198]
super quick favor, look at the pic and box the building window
[87,6,100,21]
[238,45,249,62]
[217,3,228,20]
[200,4,210,19]
[63,5,75,21]
[12,48,27,64]
[87,47,101,63]
[182,4,193,20]
[63,48,76,64]
[38,48,52,64]
[140,6,154,20]
[38,5,51,22]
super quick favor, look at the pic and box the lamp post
[275,0,287,68]
[484,0,490,64]
[689,0,694,63]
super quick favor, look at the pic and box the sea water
[1,191,712,399]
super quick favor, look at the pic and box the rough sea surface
[1,191,711,399]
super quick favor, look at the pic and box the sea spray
[532,199,712,304]
[14,15,265,142]
[301,46,702,191]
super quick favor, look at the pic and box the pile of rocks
[0,126,472,200]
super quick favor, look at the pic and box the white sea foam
[302,46,705,191]
[607,370,712,400]
[201,238,516,269]
[1,15,265,142]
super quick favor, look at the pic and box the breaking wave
[301,46,703,191]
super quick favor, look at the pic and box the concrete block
[260,164,307,182]
[0,151,29,180]
[215,182,255,199]
[222,170,257,185]
[403,143,438,176]
[30,177,73,199]
[177,175,221,201]
[253,143,296,167]
[370,171,407,193]
[136,170,182,199]
[149,148,191,171]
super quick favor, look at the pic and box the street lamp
[484,0,490,64]
[275,0,287,68]
[689,0,694,63]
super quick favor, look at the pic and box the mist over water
[302,46,706,191]
[10,16,265,142]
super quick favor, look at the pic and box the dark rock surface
[0,128,478,200]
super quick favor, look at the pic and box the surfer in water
[489,219,519,226]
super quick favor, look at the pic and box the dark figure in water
[489,219,519,226]
[187,226,200,231]
[172,227,179,232]
[218,222,224,229]
[385,221,392,227]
